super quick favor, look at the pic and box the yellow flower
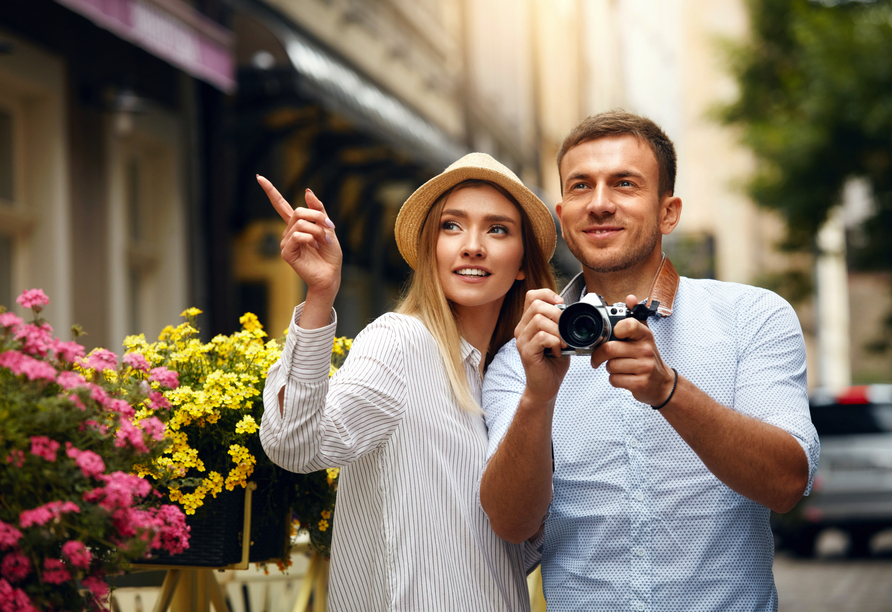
[235,415,258,434]
[318,519,329,532]
[239,312,263,333]
[321,510,331,519]
[326,467,340,485]
[180,307,203,318]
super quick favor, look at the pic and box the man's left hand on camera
[589,294,676,408]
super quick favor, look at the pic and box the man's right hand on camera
[515,288,571,405]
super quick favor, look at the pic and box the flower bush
[0,290,188,612]
[123,309,343,562]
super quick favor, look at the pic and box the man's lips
[582,226,623,238]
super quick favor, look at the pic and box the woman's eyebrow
[441,209,518,224]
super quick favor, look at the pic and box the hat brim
[394,154,557,269]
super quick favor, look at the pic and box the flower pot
[142,488,245,567]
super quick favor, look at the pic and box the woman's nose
[462,232,486,258]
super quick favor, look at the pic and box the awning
[237,1,466,171]
[55,0,235,93]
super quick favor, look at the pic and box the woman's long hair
[395,180,557,413]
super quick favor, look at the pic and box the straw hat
[394,152,557,269]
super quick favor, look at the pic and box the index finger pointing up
[256,175,293,222]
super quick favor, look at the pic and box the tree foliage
[720,0,892,270]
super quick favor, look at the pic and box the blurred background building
[1,0,889,386]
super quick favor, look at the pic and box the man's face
[556,135,680,275]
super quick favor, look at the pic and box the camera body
[556,294,651,355]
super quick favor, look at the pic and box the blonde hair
[395,180,556,413]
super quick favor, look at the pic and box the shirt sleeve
[734,289,821,495]
[259,305,407,473]
[481,338,527,463]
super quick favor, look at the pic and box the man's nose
[586,183,617,216]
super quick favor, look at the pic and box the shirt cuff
[281,303,338,383]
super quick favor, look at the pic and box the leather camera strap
[645,254,680,317]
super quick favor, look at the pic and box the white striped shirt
[260,304,532,611]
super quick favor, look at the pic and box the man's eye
[571,182,588,190]
[618,180,633,187]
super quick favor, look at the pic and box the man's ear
[660,196,682,235]
[556,202,565,233]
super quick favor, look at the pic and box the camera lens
[570,315,597,344]
[558,302,606,349]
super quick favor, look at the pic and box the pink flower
[16,288,49,311]
[0,579,38,612]
[89,384,110,407]
[154,504,190,555]
[14,322,53,356]
[52,339,85,363]
[1,552,30,582]
[81,574,109,601]
[147,390,171,410]
[62,540,92,569]
[114,418,148,454]
[19,500,80,528]
[68,394,86,410]
[0,350,57,382]
[0,312,22,330]
[81,348,117,372]
[139,416,166,441]
[83,472,152,512]
[107,398,135,419]
[66,446,106,479]
[29,436,60,462]
[0,523,22,551]
[149,366,179,389]
[56,370,87,391]
[4,450,24,469]
[84,419,108,435]
[123,352,150,371]
[42,558,70,585]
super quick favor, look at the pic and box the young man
[480,110,820,611]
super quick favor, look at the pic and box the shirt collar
[561,254,680,317]
[459,337,482,368]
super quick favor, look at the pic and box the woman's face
[435,184,525,316]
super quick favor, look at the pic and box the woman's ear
[515,268,526,281]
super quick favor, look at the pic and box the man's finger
[524,288,563,312]
[257,175,294,222]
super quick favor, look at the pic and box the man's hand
[514,289,572,405]
[589,295,675,407]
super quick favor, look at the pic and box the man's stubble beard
[563,219,662,275]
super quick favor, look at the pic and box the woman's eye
[489,225,509,235]
[442,220,460,231]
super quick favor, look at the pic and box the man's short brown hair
[557,110,677,198]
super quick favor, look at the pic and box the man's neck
[581,253,664,305]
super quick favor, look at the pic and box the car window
[810,402,892,436]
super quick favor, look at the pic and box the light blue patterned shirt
[483,274,820,612]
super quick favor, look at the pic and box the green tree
[721,0,892,271]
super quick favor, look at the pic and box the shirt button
[633,603,645,612]
[634,492,644,502]
[629,438,639,448]
[633,547,645,557]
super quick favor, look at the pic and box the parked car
[772,385,892,557]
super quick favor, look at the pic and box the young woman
[258,153,556,611]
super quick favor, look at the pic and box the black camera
[556,294,657,355]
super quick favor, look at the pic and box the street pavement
[774,530,892,612]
